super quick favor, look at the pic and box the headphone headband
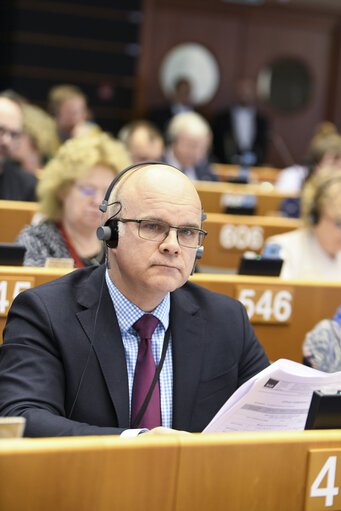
[309,175,341,225]
[98,160,207,222]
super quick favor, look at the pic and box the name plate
[0,277,34,317]
[305,450,341,510]
[236,285,294,324]
[219,224,264,251]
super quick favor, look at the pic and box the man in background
[164,111,218,181]
[47,84,99,143]
[148,77,195,136]
[0,95,37,201]
[213,77,269,166]
[118,120,164,163]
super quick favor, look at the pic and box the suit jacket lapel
[171,289,206,431]
[75,267,130,427]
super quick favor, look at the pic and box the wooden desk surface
[1,268,339,362]
[0,200,38,242]
[195,180,298,216]
[213,163,281,184]
[1,431,341,511]
[200,212,300,269]
[190,273,341,362]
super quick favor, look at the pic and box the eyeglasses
[75,184,106,198]
[0,125,22,140]
[117,218,207,248]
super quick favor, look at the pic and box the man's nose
[0,132,13,146]
[159,228,180,254]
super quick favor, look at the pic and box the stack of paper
[203,359,341,433]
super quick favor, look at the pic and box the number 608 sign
[236,285,294,324]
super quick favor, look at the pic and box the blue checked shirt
[105,270,173,429]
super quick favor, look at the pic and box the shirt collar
[165,148,196,175]
[105,270,170,333]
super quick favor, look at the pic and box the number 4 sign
[306,451,341,510]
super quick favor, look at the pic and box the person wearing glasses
[16,132,131,267]
[0,162,269,437]
[264,167,341,280]
[0,95,37,201]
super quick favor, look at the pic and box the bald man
[0,163,268,437]
[119,120,164,163]
[0,96,37,201]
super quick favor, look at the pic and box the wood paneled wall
[136,0,341,167]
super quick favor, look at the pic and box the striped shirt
[105,270,173,428]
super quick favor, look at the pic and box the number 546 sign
[236,285,294,324]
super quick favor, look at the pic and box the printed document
[203,359,341,433]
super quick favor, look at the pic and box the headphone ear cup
[309,207,318,225]
[196,246,204,260]
[105,219,119,248]
[96,219,119,248]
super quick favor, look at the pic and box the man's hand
[138,426,191,436]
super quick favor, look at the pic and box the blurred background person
[118,120,164,163]
[47,84,100,143]
[0,95,37,201]
[264,167,341,280]
[148,76,195,136]
[275,122,341,194]
[302,305,341,372]
[11,102,60,175]
[16,132,131,267]
[164,111,218,181]
[212,77,269,167]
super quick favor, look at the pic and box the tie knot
[133,314,159,341]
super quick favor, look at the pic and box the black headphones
[309,176,341,225]
[96,161,206,260]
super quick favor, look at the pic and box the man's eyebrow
[140,216,201,228]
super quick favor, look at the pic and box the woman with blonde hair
[16,132,131,267]
[275,122,341,193]
[265,166,341,280]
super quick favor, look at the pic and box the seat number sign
[0,277,34,316]
[306,451,341,510]
[236,285,294,324]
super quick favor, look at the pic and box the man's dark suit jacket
[0,265,269,437]
[212,108,269,166]
[0,160,37,201]
[162,153,219,182]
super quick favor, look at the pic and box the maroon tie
[131,314,161,429]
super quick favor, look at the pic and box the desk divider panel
[0,200,38,242]
[200,212,300,269]
[2,431,341,511]
[195,181,298,216]
[1,268,340,362]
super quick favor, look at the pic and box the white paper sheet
[203,359,341,433]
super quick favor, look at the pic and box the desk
[0,266,73,341]
[1,431,341,510]
[190,274,341,362]
[1,268,339,362]
[200,212,300,269]
[195,181,298,216]
[213,163,281,184]
[0,200,38,242]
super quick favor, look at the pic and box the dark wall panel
[0,0,143,134]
